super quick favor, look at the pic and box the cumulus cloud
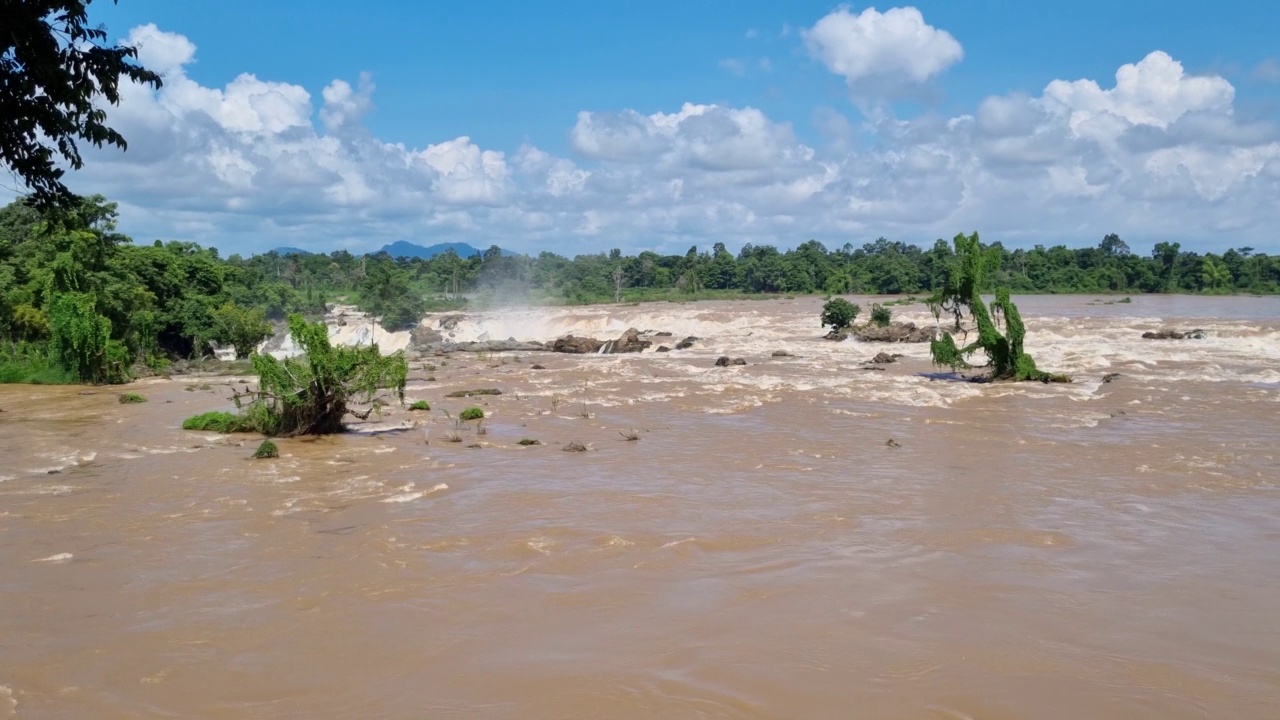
[33,25,1280,255]
[803,6,963,95]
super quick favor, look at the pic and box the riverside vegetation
[2,195,1278,386]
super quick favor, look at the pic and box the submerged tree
[217,314,407,436]
[929,232,1069,383]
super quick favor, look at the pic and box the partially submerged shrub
[619,429,640,441]
[821,298,860,331]
[210,314,407,437]
[446,388,501,398]
[182,410,258,433]
[517,438,542,446]
[870,304,891,327]
[118,392,146,404]
[252,440,279,459]
[459,406,484,421]
[408,400,431,411]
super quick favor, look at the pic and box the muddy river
[2,295,1277,718]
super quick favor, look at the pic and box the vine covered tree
[1,1,163,209]
[929,232,1069,383]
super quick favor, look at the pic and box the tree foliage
[210,301,271,359]
[218,314,407,437]
[821,297,860,330]
[929,232,1068,383]
[1,1,162,208]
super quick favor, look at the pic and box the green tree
[1,1,163,208]
[821,297,859,331]
[219,315,408,436]
[929,232,1068,383]
[210,301,272,359]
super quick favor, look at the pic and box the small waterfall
[597,341,613,354]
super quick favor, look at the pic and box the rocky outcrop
[715,356,747,367]
[443,340,546,353]
[869,352,903,364]
[603,328,651,354]
[1142,329,1206,340]
[824,329,850,341]
[852,322,936,343]
[656,346,671,352]
[552,335,604,354]
[437,314,466,330]
[409,324,444,349]
[675,336,699,350]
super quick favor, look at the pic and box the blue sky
[49,1,1280,255]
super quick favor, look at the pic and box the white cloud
[803,6,963,94]
[31,25,1277,255]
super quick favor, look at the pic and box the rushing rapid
[2,294,1278,719]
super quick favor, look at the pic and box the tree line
[2,195,1277,384]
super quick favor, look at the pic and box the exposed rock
[655,331,673,337]
[656,346,671,352]
[852,322,936,343]
[869,352,903,364]
[675,336,700,350]
[1142,329,1206,340]
[445,388,502,398]
[552,335,604,354]
[437,314,466,330]
[771,350,792,357]
[531,364,547,370]
[824,329,850,341]
[562,441,588,452]
[409,323,444,348]
[1102,373,1121,383]
[885,439,901,448]
[603,327,651,354]
[715,356,747,367]
[445,340,545,353]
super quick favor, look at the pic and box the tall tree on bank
[929,232,1070,383]
[1,1,162,209]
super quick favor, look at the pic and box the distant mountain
[378,241,515,259]
[262,241,514,259]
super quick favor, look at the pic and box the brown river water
[2,295,1278,719]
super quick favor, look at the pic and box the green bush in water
[459,406,484,421]
[182,410,259,433]
[408,400,431,411]
[821,298,860,331]
[870,303,891,327]
[252,440,279,459]
[118,392,146,404]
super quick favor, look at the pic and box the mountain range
[270,241,510,259]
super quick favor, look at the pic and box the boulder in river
[852,322,936,343]
[715,356,747,367]
[409,324,444,349]
[1141,329,1206,340]
[869,352,903,364]
[675,336,700,350]
[603,328,651,354]
[552,335,605,354]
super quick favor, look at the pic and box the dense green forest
[2,195,1278,384]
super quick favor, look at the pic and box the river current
[1,295,1277,718]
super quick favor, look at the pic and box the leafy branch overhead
[1,1,163,209]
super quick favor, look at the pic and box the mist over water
[2,295,1278,718]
